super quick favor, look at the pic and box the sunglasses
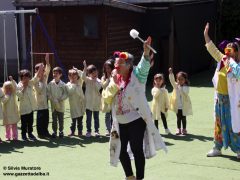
[224,47,234,55]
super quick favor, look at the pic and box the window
[83,15,99,38]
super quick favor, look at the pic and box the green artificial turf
[0,70,240,180]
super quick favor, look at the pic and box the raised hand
[8,76,13,81]
[204,22,210,43]
[72,66,79,72]
[45,53,50,65]
[111,69,118,84]
[83,60,87,69]
[169,67,173,74]
[222,55,230,67]
[144,36,152,57]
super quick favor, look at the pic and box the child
[47,67,68,138]
[16,69,40,141]
[2,76,20,141]
[0,88,3,143]
[33,53,51,138]
[101,59,114,136]
[82,61,102,137]
[151,73,171,134]
[169,68,192,135]
[66,68,85,137]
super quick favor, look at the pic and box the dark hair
[19,69,31,80]
[102,59,114,80]
[226,42,239,52]
[53,67,63,74]
[125,53,134,67]
[35,63,44,72]
[176,71,190,86]
[87,64,97,75]
[153,73,165,88]
[121,52,134,73]
[111,130,119,138]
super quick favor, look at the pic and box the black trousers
[70,116,83,133]
[154,112,168,129]
[177,109,186,129]
[37,109,50,136]
[21,111,34,137]
[119,118,146,179]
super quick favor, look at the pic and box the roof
[14,0,148,13]
[123,0,210,2]
[13,0,215,12]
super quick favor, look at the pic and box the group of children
[0,52,192,143]
[151,68,192,135]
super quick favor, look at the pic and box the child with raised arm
[151,73,171,134]
[2,76,20,141]
[66,67,85,137]
[33,53,51,138]
[47,67,68,138]
[82,61,102,137]
[16,68,41,141]
[169,68,192,135]
[101,59,114,136]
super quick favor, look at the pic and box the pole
[3,15,8,82]
[0,8,37,15]
[0,8,37,80]
[14,15,20,75]
[30,15,33,76]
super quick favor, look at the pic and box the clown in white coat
[204,22,240,159]
[103,37,167,180]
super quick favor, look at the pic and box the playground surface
[0,70,240,180]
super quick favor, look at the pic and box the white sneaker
[165,129,171,135]
[95,132,100,137]
[207,148,222,157]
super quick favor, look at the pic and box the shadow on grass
[164,141,175,146]
[161,133,213,142]
[219,154,240,162]
[0,135,109,154]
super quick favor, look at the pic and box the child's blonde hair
[2,81,14,95]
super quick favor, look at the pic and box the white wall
[0,1,18,82]
[0,1,17,59]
